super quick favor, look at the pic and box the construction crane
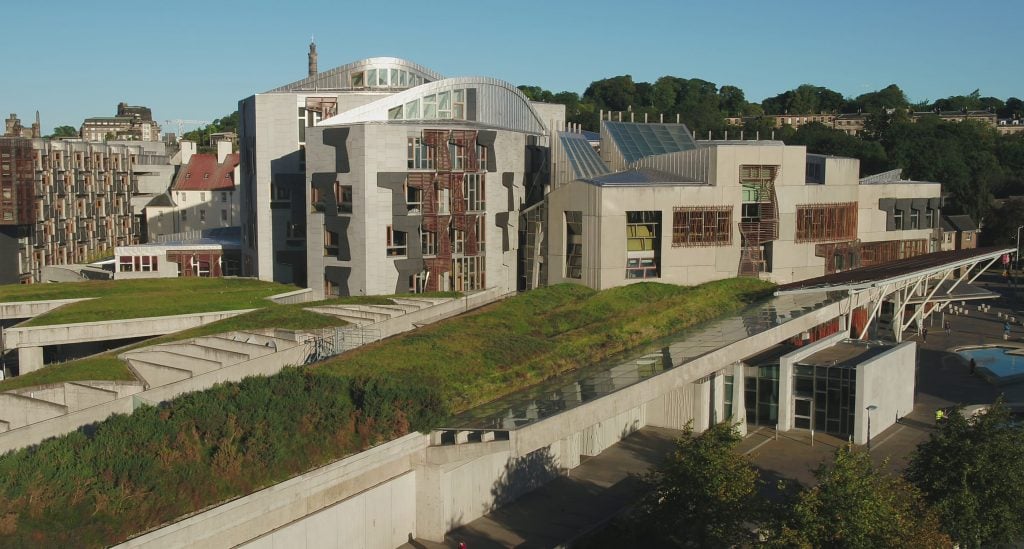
[164,119,211,138]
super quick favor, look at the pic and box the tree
[583,75,637,112]
[762,84,845,115]
[47,125,78,139]
[906,400,1024,548]
[634,422,762,548]
[847,84,910,113]
[786,122,890,175]
[767,445,952,548]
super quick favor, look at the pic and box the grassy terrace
[0,291,459,393]
[0,280,772,546]
[0,278,296,327]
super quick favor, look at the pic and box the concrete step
[145,342,251,366]
[125,350,224,376]
[388,297,432,310]
[336,305,399,321]
[226,331,295,350]
[126,358,193,388]
[305,306,383,323]
[193,336,277,358]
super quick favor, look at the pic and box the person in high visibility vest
[935,409,946,422]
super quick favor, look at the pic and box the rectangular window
[893,210,904,230]
[565,211,583,279]
[453,89,466,120]
[221,192,228,202]
[335,182,352,214]
[422,94,437,118]
[449,142,466,171]
[180,210,187,221]
[463,173,485,211]
[119,256,133,272]
[324,229,339,257]
[672,206,732,247]
[421,230,437,256]
[452,256,485,291]
[966,232,973,242]
[200,209,206,222]
[626,211,661,279]
[925,209,934,228]
[406,181,423,211]
[452,228,465,255]
[386,225,407,257]
[221,209,228,221]
[795,202,858,243]
[407,137,434,169]
[910,210,920,230]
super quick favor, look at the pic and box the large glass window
[626,211,660,279]
[386,225,407,257]
[407,137,433,169]
[421,230,437,256]
[438,91,452,119]
[463,173,484,211]
[422,94,437,118]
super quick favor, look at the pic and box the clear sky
[2,0,1020,135]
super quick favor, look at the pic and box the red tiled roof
[171,153,238,191]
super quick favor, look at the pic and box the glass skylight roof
[604,121,697,165]
[559,132,610,180]
[447,291,845,431]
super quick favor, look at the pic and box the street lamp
[866,405,878,450]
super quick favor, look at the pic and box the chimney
[217,140,231,163]
[308,39,318,77]
[180,140,196,165]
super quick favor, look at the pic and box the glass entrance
[794,397,813,430]
[745,364,779,427]
[793,364,856,438]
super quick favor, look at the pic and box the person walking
[1004,321,1012,341]
[922,327,928,342]
[944,320,951,336]
[969,358,977,375]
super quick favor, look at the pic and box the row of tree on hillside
[582,401,1024,549]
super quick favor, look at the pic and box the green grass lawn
[10,278,298,327]
[317,279,775,413]
[0,292,463,393]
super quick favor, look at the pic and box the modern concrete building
[239,55,564,291]
[534,121,942,291]
[0,137,176,284]
[144,141,239,237]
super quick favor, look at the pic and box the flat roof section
[775,247,1015,295]
[447,290,845,431]
[797,339,893,369]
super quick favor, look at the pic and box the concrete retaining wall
[0,298,94,321]
[266,288,316,305]
[855,341,916,445]
[117,433,427,549]
[4,309,257,349]
[0,393,67,430]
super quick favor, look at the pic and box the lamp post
[866,405,878,450]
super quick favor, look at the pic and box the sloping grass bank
[0,280,771,547]
[318,278,773,412]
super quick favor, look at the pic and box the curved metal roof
[318,77,548,135]
[265,57,443,93]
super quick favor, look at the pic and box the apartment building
[0,137,168,283]
[80,102,161,142]
[145,141,239,238]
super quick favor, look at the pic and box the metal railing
[303,325,382,364]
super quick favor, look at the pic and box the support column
[778,353,794,433]
[732,362,747,436]
[18,346,43,374]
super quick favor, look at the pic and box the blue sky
[2,0,1020,135]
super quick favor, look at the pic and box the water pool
[958,347,1024,385]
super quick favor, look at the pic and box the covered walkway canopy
[776,246,1015,342]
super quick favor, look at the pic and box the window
[200,209,206,222]
[119,256,133,272]
[422,94,437,118]
[925,209,934,228]
[221,209,228,221]
[407,137,434,169]
[454,90,466,120]
[324,229,339,256]
[795,203,858,243]
[410,271,428,293]
[463,173,485,211]
[272,183,291,204]
[351,71,364,87]
[966,232,973,242]
[406,181,423,211]
[565,211,582,279]
[135,255,157,272]
[437,91,452,119]
[221,192,227,202]
[421,230,437,256]
[452,256,485,291]
[452,228,465,255]
[626,211,661,279]
[893,209,904,230]
[672,206,732,247]
[335,182,352,214]
[386,225,407,257]
[910,209,920,229]
[449,141,466,171]
[180,210,187,221]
